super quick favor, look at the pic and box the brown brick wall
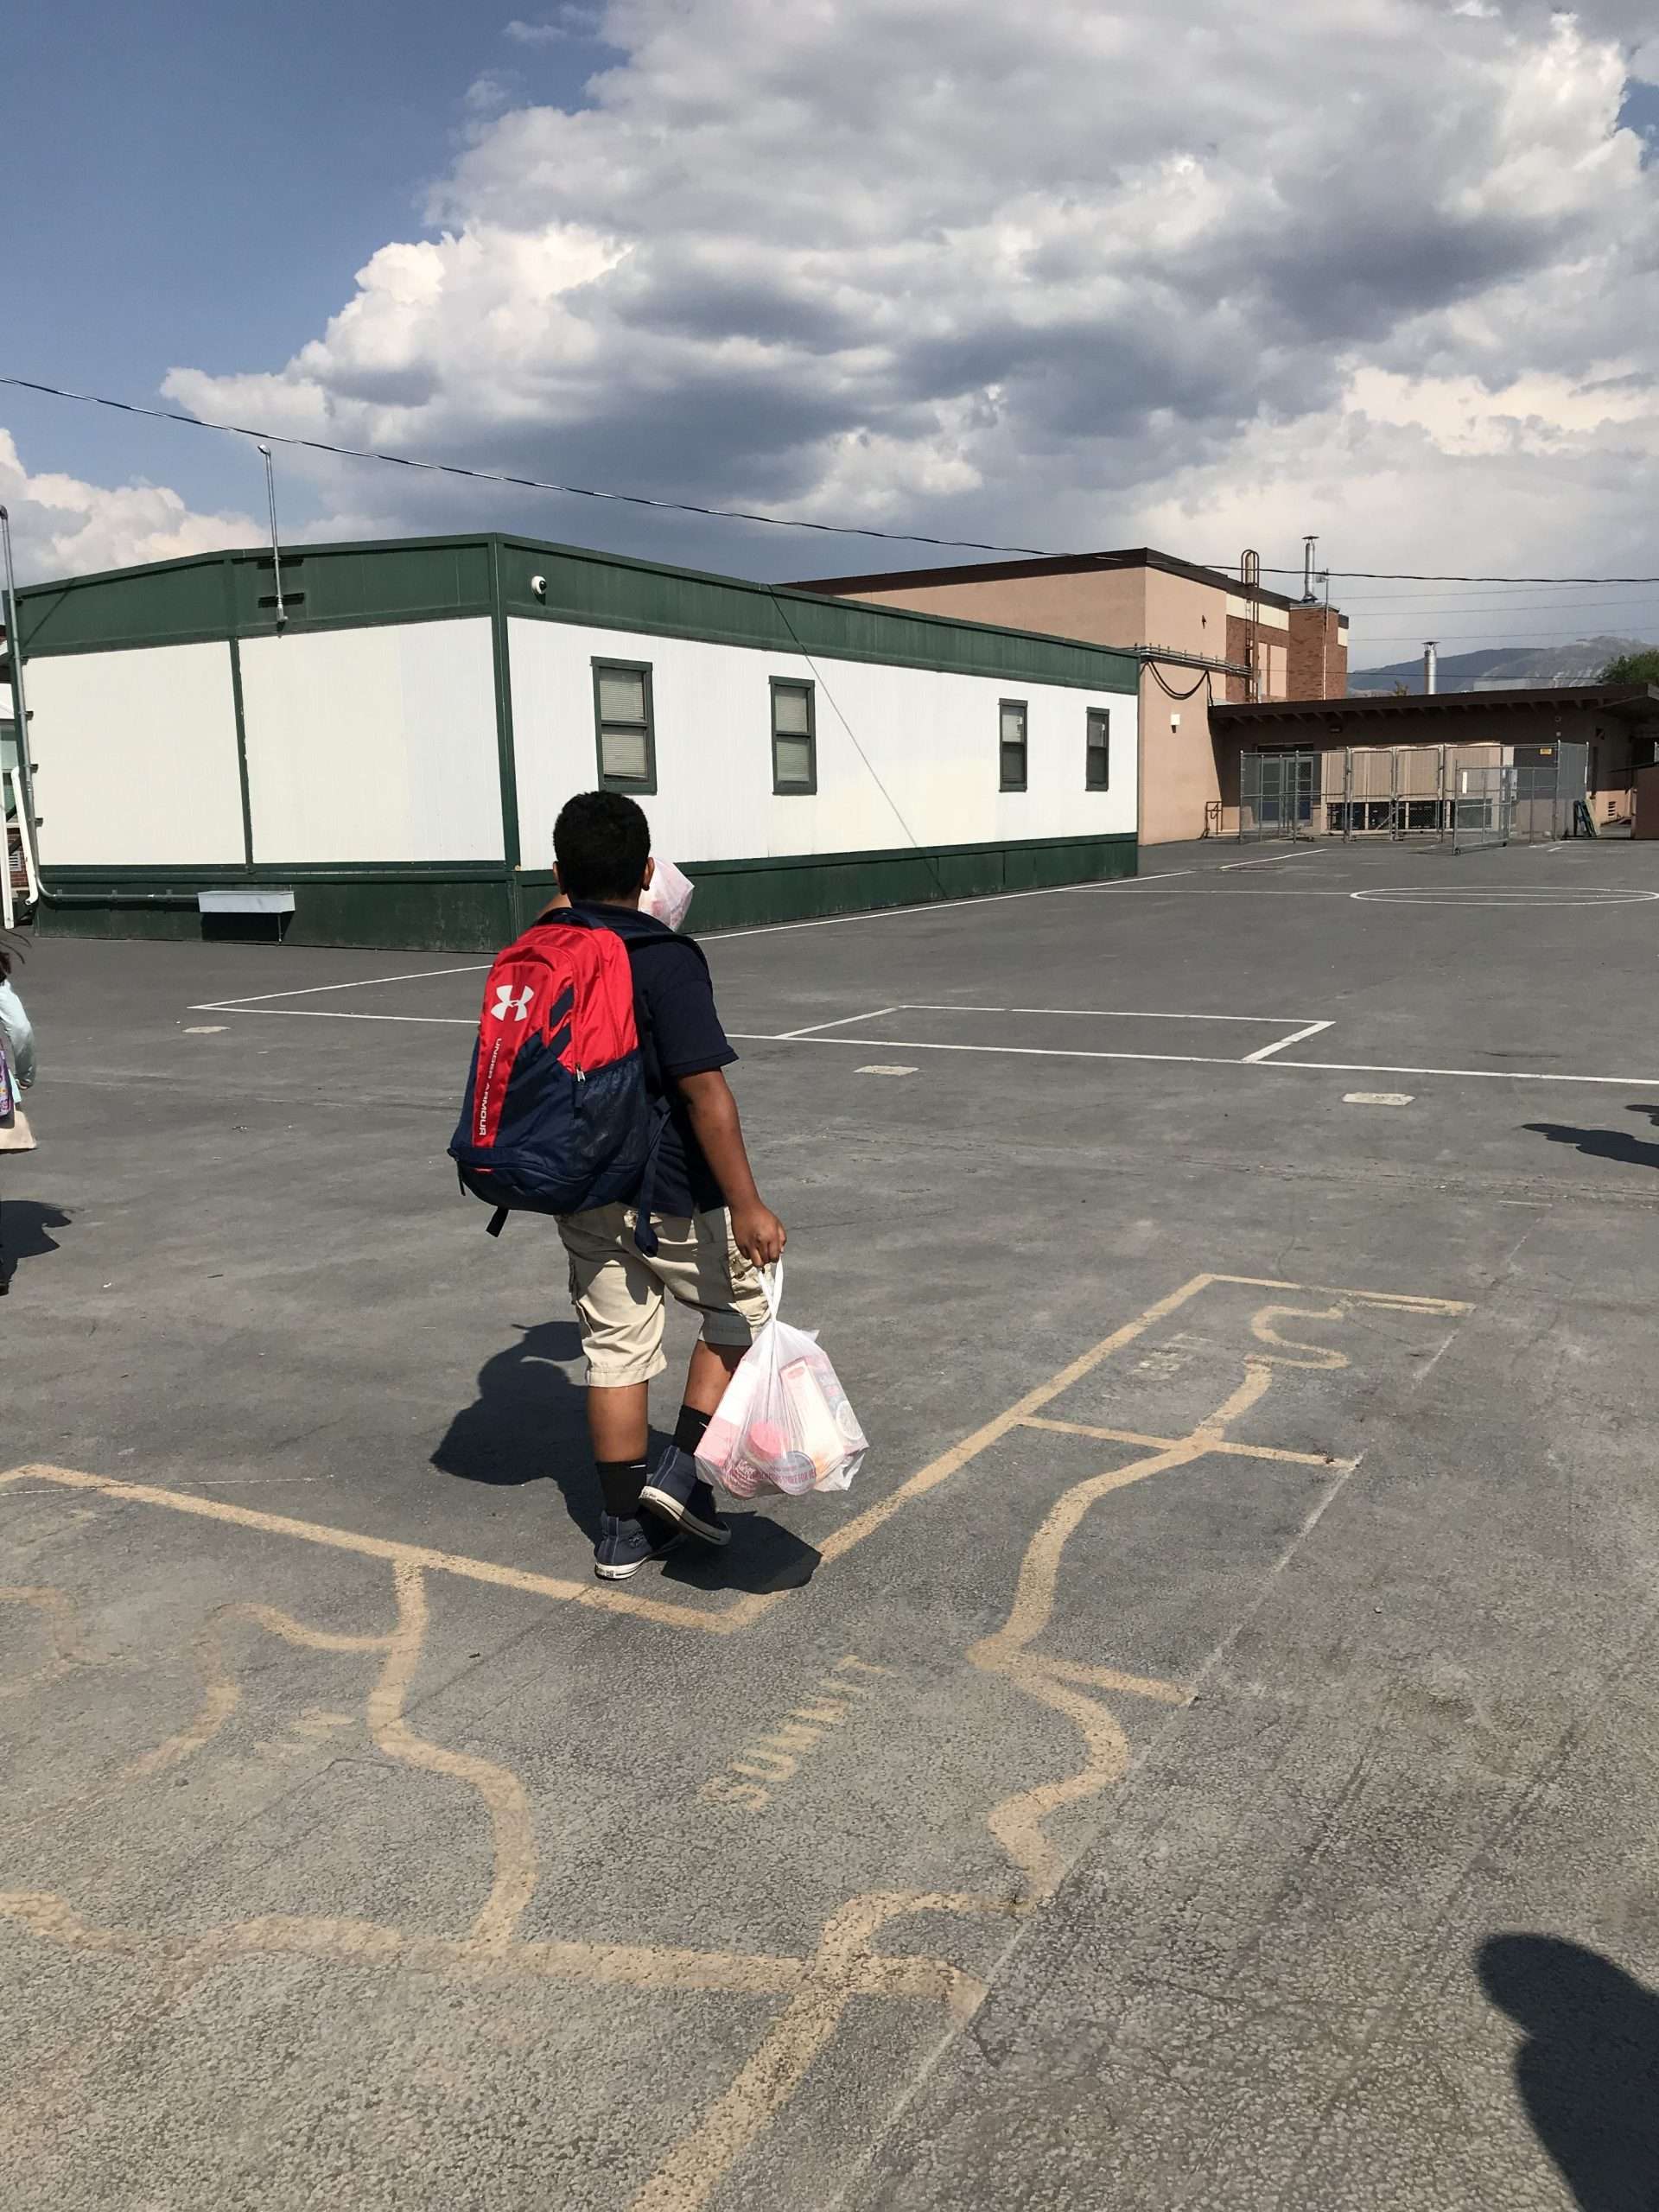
[1287,606,1348,699]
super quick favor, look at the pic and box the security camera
[529,574,547,600]
[1169,713,1181,730]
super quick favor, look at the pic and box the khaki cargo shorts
[556,1204,770,1386]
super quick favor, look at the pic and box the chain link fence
[1240,741,1590,851]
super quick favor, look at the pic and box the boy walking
[548,791,786,1580]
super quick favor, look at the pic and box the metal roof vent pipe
[1424,640,1438,696]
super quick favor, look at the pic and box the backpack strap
[631,1107,671,1257]
[620,929,706,1259]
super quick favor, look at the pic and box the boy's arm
[676,1068,785,1265]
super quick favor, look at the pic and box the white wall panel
[509,618,1136,867]
[30,641,245,868]
[239,620,501,864]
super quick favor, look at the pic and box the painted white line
[1281,1057,1659,1087]
[855,1065,918,1077]
[192,963,488,1011]
[1219,849,1321,870]
[1344,1092,1414,1106]
[777,1005,901,1039]
[897,1002,1317,1025]
[1085,868,1198,885]
[1068,886,1357,899]
[1351,887,1659,907]
[742,1033,1291,1069]
[738,1033,1659,1088]
[186,1005,474,1027]
[182,1025,227,1035]
[702,873,1154,942]
[1241,1019,1336,1065]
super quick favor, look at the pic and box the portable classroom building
[13,533,1140,949]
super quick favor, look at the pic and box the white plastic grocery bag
[696,1264,867,1497]
[640,856,695,931]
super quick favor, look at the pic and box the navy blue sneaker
[639,1445,731,1547]
[593,1513,683,1582]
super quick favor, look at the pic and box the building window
[771,677,817,795]
[1085,707,1110,790]
[1000,700,1028,791]
[593,660,656,792]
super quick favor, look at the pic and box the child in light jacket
[0,941,37,1292]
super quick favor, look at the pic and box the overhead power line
[4,370,1659,587]
[0,373,1058,560]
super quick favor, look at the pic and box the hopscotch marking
[0,1268,1475,2212]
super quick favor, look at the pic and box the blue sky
[0,1,602,520]
[1,1,1656,662]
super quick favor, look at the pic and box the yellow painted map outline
[0,1270,1472,2209]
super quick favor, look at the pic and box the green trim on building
[39,864,514,952]
[497,537,1139,694]
[16,530,1140,695]
[33,831,1140,950]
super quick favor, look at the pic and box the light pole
[0,504,41,911]
[257,444,286,629]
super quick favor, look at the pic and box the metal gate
[1451,746,1510,853]
[1510,741,1587,842]
[1239,741,1593,848]
[1239,749,1320,842]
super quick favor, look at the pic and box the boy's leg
[557,1206,672,1566]
[682,1338,746,1418]
[586,1382,651,1513]
[639,1211,770,1538]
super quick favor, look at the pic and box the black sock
[674,1404,712,1456]
[597,1456,648,1518]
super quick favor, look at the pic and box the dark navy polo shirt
[569,901,737,1219]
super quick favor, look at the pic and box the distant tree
[1389,679,1412,696]
[1599,648,1659,684]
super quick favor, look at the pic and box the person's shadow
[1525,1112,1659,1171]
[430,1321,820,1591]
[1478,1934,1659,2209]
[0,1198,71,1290]
[431,1320,592,1501]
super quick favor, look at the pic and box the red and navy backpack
[448,908,686,1255]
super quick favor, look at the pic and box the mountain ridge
[1348,633,1653,695]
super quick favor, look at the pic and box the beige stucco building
[792,548,1350,844]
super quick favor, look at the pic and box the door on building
[1239,749,1319,841]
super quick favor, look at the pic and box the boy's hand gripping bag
[639,856,695,931]
[696,1264,867,1497]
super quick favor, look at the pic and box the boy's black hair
[553,790,652,904]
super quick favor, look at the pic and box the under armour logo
[493,984,534,1022]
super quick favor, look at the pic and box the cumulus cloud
[0,430,257,581]
[24,0,1659,652]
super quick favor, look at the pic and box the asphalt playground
[4,832,1659,2209]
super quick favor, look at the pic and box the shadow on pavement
[431,1321,591,1509]
[432,1322,822,1591]
[1478,1934,1659,2209]
[1524,1121,1659,1171]
[0,1198,72,1289]
[662,1512,821,1595]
